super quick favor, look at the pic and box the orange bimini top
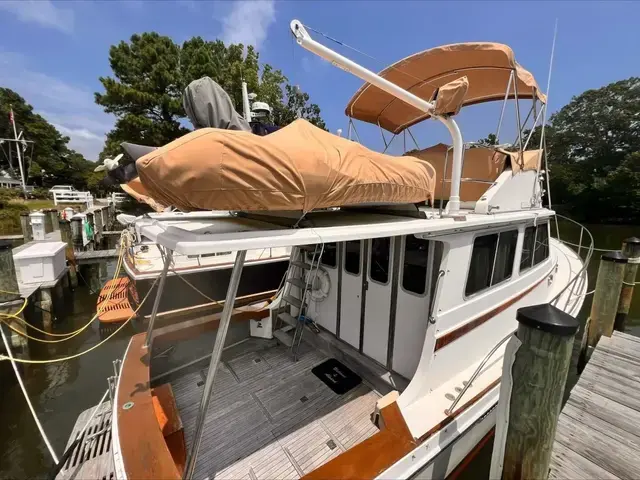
[135,119,436,213]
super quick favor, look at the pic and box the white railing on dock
[110,192,126,205]
[52,190,94,207]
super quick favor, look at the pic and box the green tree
[477,133,498,145]
[0,88,95,189]
[95,33,327,158]
[527,77,640,223]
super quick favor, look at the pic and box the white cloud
[0,0,74,34]
[0,51,111,161]
[220,0,276,49]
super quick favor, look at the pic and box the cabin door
[339,240,365,349]
[362,237,396,365]
[306,243,339,334]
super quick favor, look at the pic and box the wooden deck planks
[550,331,640,480]
[171,340,380,480]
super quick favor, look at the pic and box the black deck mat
[311,358,362,395]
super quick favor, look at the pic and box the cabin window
[402,236,429,295]
[344,241,361,275]
[492,230,518,285]
[520,223,549,273]
[534,224,549,265]
[320,243,337,268]
[465,234,498,296]
[466,229,519,296]
[520,226,536,272]
[369,237,391,284]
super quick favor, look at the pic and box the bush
[0,202,29,234]
[31,188,51,200]
[0,188,21,206]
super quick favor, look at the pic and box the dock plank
[550,331,640,479]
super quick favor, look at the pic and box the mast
[9,106,27,197]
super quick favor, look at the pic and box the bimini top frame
[289,20,465,216]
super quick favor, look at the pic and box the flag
[9,107,14,125]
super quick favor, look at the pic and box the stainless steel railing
[550,214,595,310]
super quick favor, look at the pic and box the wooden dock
[550,331,640,479]
[75,248,119,263]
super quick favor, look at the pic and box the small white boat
[101,20,592,480]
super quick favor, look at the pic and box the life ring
[309,268,331,302]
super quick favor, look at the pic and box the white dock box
[13,242,66,284]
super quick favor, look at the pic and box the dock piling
[580,251,628,371]
[86,212,95,251]
[0,239,27,350]
[491,304,579,480]
[49,209,59,231]
[615,237,640,331]
[42,209,53,233]
[70,217,83,251]
[59,219,78,288]
[20,213,33,242]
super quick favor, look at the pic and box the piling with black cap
[19,212,32,242]
[494,304,579,480]
[0,239,20,303]
[615,237,640,331]
[588,251,628,347]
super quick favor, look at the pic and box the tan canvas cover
[347,43,546,134]
[136,119,436,212]
[121,179,167,212]
[409,144,507,201]
[498,148,543,173]
[433,76,469,116]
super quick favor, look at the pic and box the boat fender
[310,268,330,302]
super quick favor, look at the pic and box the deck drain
[197,380,204,387]
[300,395,308,403]
[326,440,336,450]
[253,358,262,364]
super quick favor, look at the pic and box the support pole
[143,249,173,348]
[492,304,578,480]
[183,250,247,480]
[40,288,53,331]
[615,237,640,331]
[20,213,33,242]
[86,212,95,251]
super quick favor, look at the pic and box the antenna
[539,19,558,214]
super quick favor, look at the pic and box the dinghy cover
[136,119,436,212]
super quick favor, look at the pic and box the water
[1,224,638,478]
[0,259,134,479]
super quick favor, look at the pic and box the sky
[0,0,638,161]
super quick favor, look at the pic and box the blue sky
[0,0,638,160]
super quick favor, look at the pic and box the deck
[550,331,640,479]
[170,338,380,480]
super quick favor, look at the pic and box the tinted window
[370,237,391,284]
[466,234,498,296]
[534,224,549,265]
[402,236,429,295]
[520,226,536,272]
[320,243,337,268]
[344,241,361,275]
[492,230,518,285]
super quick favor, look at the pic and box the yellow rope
[0,234,126,341]
[0,275,158,364]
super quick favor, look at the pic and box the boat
[64,20,592,480]
[96,80,291,326]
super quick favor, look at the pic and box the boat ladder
[273,244,322,360]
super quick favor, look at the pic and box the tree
[477,133,498,145]
[528,77,640,223]
[0,88,95,189]
[95,34,327,158]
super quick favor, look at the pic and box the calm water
[1,224,639,479]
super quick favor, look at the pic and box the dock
[550,331,640,479]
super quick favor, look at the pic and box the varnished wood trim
[303,402,415,480]
[419,378,501,442]
[435,275,547,351]
[116,334,181,480]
